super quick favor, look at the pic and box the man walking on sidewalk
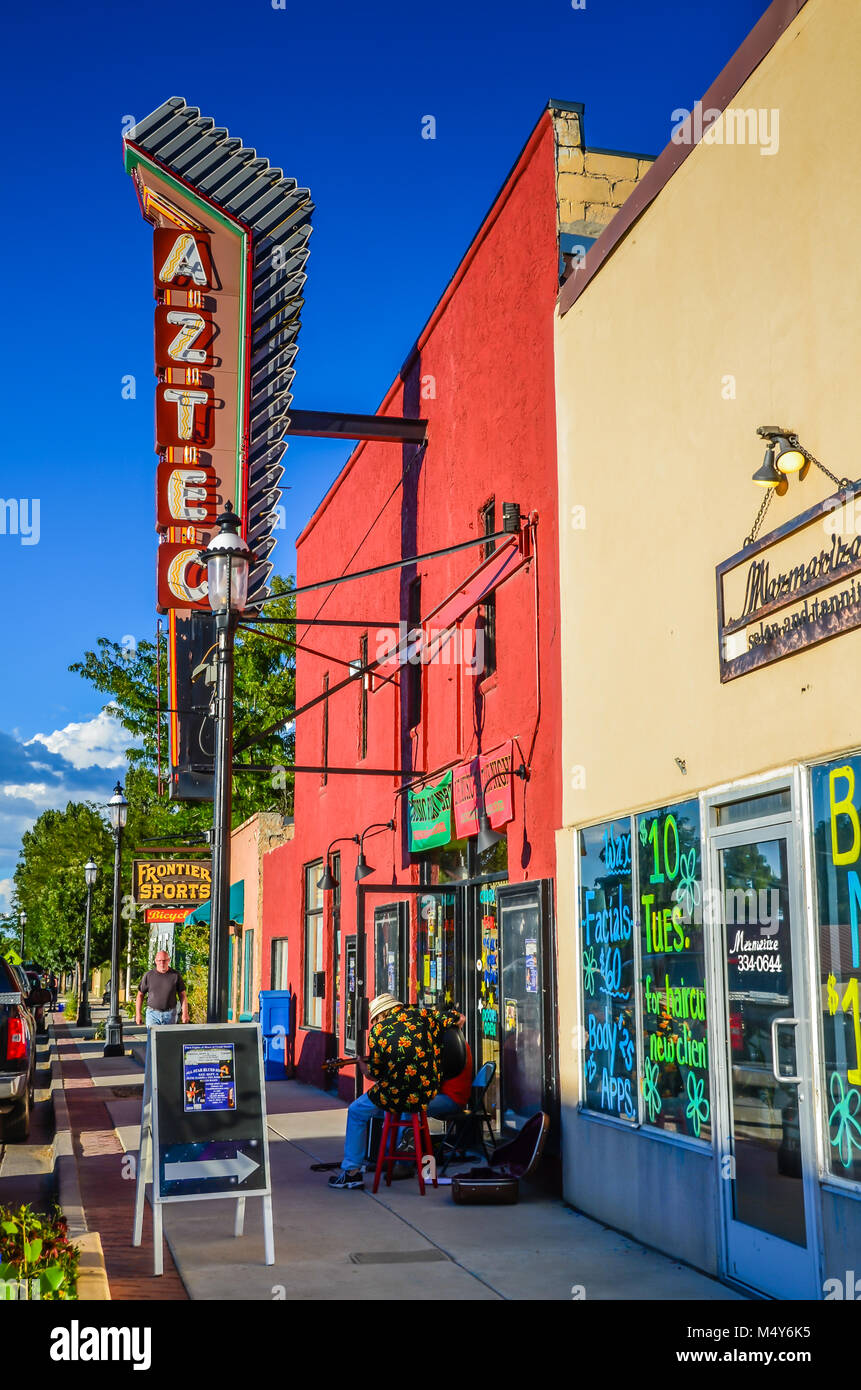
[328,993,464,1190]
[135,951,189,1027]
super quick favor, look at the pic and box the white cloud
[26,707,130,771]
[0,878,13,912]
[2,783,52,803]
[0,706,139,891]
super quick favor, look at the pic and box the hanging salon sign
[453,742,514,840]
[717,481,861,681]
[408,770,453,852]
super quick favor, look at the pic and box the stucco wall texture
[555,0,861,831]
[263,112,565,1084]
[553,0,861,1275]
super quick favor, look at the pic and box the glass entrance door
[497,883,546,1132]
[712,822,820,1298]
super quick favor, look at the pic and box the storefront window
[270,938,288,991]
[812,758,861,1183]
[374,902,408,999]
[475,880,507,1122]
[303,862,324,1029]
[332,854,341,1040]
[637,800,710,1141]
[421,838,469,883]
[242,929,255,1016]
[579,819,637,1121]
[417,892,457,1007]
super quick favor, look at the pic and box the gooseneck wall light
[317,835,360,892]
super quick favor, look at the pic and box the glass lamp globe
[107,783,128,832]
[201,502,254,613]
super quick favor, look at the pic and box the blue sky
[0,0,769,906]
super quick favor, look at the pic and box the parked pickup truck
[0,957,37,1140]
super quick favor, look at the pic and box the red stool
[373,1110,437,1195]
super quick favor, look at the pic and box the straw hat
[368,993,403,1024]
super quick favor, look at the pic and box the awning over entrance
[184,881,244,926]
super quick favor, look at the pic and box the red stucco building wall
[261,110,563,1097]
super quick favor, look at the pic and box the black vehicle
[25,971,52,1037]
[0,958,37,1140]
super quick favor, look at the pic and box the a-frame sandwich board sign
[133,1023,274,1275]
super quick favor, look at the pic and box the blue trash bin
[259,990,293,1080]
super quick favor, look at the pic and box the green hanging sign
[408,770,453,852]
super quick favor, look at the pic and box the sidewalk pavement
[56,1022,746,1302]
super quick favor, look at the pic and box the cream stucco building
[554,0,861,1298]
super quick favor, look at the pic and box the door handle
[770,1016,802,1084]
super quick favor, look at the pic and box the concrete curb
[49,1024,111,1301]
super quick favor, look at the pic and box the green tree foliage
[12,803,114,973]
[69,575,296,834]
[12,580,295,985]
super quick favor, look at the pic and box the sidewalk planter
[0,1204,80,1300]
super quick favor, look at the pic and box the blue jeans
[341,1091,385,1171]
[146,1007,176,1026]
[341,1092,463,1171]
[427,1093,462,1121]
[397,1093,462,1149]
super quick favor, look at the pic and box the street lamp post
[18,910,26,958]
[77,860,98,1028]
[199,503,254,1024]
[104,783,129,1057]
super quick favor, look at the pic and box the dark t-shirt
[139,968,185,1012]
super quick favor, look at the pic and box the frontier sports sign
[132,858,212,908]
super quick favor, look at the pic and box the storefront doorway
[708,788,821,1298]
[358,876,557,1139]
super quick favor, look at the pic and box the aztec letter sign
[124,98,312,797]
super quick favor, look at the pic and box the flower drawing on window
[582,946,598,995]
[673,848,701,922]
[829,1071,861,1170]
[685,1071,709,1138]
[642,1057,662,1124]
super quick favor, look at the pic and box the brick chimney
[549,100,654,280]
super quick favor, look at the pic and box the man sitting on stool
[328,993,464,1190]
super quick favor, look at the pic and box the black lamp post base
[103,1018,125,1057]
[76,1006,92,1028]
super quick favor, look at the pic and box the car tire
[3,1087,31,1142]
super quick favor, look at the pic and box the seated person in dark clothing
[403,1036,473,1125]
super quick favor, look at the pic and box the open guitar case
[451,1111,549,1205]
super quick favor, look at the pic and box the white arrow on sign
[165,1152,259,1183]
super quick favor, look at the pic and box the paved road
[0,1030,56,1212]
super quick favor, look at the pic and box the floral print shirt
[366,1005,461,1112]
